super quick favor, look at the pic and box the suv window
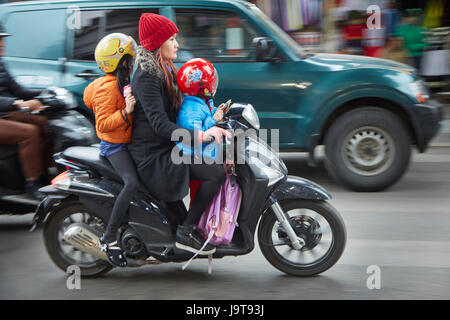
[5,10,66,59]
[73,11,104,61]
[174,9,262,62]
[73,8,158,61]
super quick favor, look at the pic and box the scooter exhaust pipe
[63,223,108,261]
[63,223,163,267]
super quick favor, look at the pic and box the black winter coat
[0,60,41,115]
[129,64,195,202]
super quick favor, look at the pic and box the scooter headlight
[250,157,284,186]
[242,104,260,130]
[244,136,286,187]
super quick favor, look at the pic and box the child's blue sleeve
[177,103,204,132]
[203,115,216,131]
[202,99,217,130]
[177,99,218,132]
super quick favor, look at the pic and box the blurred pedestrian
[374,36,410,65]
[0,22,52,199]
[341,10,364,55]
[383,0,401,38]
[394,9,428,70]
[362,23,386,57]
[83,33,139,267]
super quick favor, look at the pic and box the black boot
[25,180,45,200]
[99,235,127,267]
[175,225,216,255]
[38,173,51,186]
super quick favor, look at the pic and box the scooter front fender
[271,175,331,203]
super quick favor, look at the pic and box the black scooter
[31,103,346,277]
[0,87,98,214]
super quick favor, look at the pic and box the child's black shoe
[99,235,127,268]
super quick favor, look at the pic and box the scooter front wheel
[43,200,113,278]
[258,199,346,276]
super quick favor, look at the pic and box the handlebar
[18,105,50,115]
[203,132,232,145]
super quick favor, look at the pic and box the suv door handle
[75,71,101,79]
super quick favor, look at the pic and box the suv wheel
[324,107,411,191]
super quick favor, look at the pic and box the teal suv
[0,0,442,191]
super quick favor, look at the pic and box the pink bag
[182,173,242,273]
[197,174,242,246]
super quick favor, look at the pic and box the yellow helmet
[94,33,137,73]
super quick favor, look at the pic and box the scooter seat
[62,146,122,182]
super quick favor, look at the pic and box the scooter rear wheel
[258,199,346,276]
[43,200,113,278]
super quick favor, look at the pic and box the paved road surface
[0,147,449,300]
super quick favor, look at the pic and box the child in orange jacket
[83,33,138,267]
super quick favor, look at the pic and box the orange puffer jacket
[83,74,132,144]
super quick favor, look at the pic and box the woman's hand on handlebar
[199,126,232,143]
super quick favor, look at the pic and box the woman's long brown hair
[155,48,182,109]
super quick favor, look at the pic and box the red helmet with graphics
[177,58,218,98]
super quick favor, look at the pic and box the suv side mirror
[253,37,281,63]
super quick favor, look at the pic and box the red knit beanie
[139,13,179,51]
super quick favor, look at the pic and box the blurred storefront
[251,0,449,51]
[252,0,324,52]
[251,0,450,96]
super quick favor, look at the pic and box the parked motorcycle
[0,87,97,214]
[31,103,346,277]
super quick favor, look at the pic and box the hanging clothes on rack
[271,0,283,28]
[300,0,309,26]
[256,0,323,31]
[292,0,303,30]
[423,0,444,29]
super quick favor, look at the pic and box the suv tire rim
[342,126,396,176]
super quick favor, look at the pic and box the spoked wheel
[258,199,346,276]
[43,201,113,278]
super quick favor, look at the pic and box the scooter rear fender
[30,185,70,232]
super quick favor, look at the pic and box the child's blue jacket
[176,96,219,160]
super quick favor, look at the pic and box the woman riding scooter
[129,13,231,256]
